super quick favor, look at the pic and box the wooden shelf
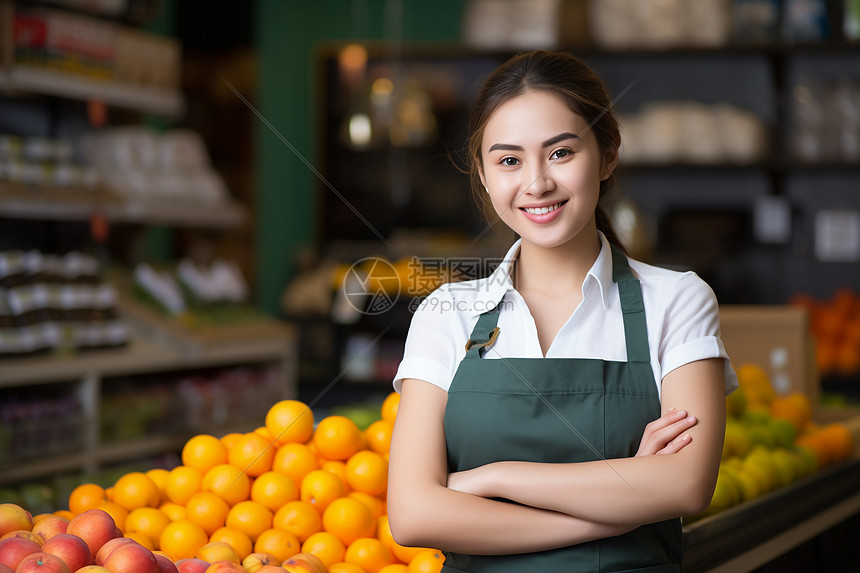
[0,183,246,229]
[0,64,184,117]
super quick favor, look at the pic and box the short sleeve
[659,273,739,394]
[392,286,462,393]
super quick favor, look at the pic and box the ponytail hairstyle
[468,50,627,254]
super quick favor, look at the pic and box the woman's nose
[524,163,555,196]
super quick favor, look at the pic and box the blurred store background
[1,4,860,567]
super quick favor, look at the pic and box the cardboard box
[719,305,819,406]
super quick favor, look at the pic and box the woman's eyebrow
[487,132,580,153]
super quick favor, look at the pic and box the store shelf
[0,453,89,485]
[0,64,184,117]
[0,183,246,229]
[682,453,860,572]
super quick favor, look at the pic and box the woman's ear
[601,144,620,181]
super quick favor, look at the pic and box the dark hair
[468,50,626,254]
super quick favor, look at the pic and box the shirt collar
[470,232,616,317]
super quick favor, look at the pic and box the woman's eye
[501,157,519,166]
[551,148,570,160]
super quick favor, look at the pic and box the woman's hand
[635,409,698,457]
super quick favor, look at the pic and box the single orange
[125,530,155,550]
[301,531,346,569]
[769,392,812,433]
[251,471,299,512]
[228,433,276,477]
[159,501,187,522]
[348,492,384,519]
[313,416,364,461]
[345,538,394,573]
[407,550,444,573]
[202,464,251,506]
[273,500,322,542]
[819,423,854,463]
[68,483,106,515]
[145,469,170,500]
[160,519,209,561]
[381,393,399,424]
[226,500,273,542]
[254,528,301,562]
[322,497,375,546]
[322,461,351,493]
[300,469,346,513]
[254,426,275,441]
[364,420,394,456]
[182,434,229,473]
[165,466,204,505]
[329,563,368,573]
[125,507,171,549]
[96,500,129,531]
[266,400,315,446]
[185,491,230,535]
[273,443,320,484]
[345,451,388,497]
[113,472,160,511]
[53,510,74,521]
[209,526,254,561]
[220,432,244,450]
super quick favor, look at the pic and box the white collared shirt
[393,233,738,399]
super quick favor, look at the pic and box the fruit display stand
[681,415,860,572]
[0,321,297,487]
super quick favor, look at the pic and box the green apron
[442,245,681,572]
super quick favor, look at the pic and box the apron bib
[442,245,681,572]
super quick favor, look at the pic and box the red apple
[101,542,158,573]
[0,562,13,573]
[281,553,325,573]
[31,519,69,544]
[94,538,136,566]
[153,554,178,573]
[0,506,33,538]
[41,535,92,573]
[0,538,41,570]
[174,559,209,573]
[66,511,118,559]
[202,562,244,573]
[14,552,70,573]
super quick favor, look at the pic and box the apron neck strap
[464,302,502,358]
[464,243,651,363]
[611,244,651,364]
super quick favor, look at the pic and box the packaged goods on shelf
[590,0,733,49]
[80,127,230,204]
[618,102,770,165]
[0,134,99,190]
[0,250,128,356]
[789,76,860,164]
[11,5,180,90]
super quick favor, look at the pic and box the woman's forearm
[388,482,632,554]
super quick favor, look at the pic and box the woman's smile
[519,199,569,223]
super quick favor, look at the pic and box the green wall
[255,1,466,315]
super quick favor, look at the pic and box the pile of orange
[791,288,860,376]
[57,392,445,573]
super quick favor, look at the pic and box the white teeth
[524,202,562,215]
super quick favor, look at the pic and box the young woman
[387,51,737,572]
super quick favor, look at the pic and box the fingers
[637,410,698,456]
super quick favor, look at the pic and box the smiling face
[479,89,617,251]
